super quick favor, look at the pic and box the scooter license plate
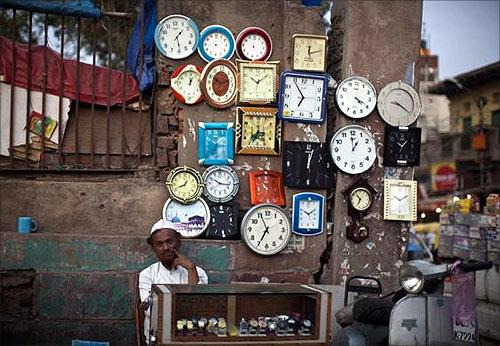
[453,319,476,343]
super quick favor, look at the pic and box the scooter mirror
[400,264,424,293]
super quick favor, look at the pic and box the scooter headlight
[399,264,424,293]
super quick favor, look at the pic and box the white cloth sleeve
[138,268,153,302]
[196,266,209,284]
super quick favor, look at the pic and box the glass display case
[149,283,332,345]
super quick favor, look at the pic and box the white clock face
[241,204,291,256]
[203,166,239,203]
[171,66,202,104]
[162,198,209,238]
[205,63,237,104]
[241,34,267,60]
[389,185,411,216]
[298,199,320,229]
[280,74,325,122]
[377,81,421,126]
[199,25,235,62]
[330,125,377,174]
[155,15,199,60]
[240,64,276,102]
[335,76,377,118]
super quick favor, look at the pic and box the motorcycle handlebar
[459,261,493,273]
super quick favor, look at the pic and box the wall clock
[241,204,291,256]
[162,198,210,238]
[292,34,327,73]
[165,166,204,204]
[200,59,237,109]
[329,125,377,175]
[249,170,286,206]
[236,26,273,61]
[198,24,235,62]
[292,192,325,236]
[235,107,281,155]
[335,76,377,119]
[198,122,234,165]
[277,71,328,124]
[383,126,421,167]
[282,141,333,189]
[170,64,204,104]
[202,165,239,203]
[377,81,421,126]
[206,202,239,239]
[154,14,200,60]
[237,60,279,105]
[383,179,417,221]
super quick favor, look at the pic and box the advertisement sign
[431,162,457,192]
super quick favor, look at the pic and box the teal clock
[198,122,235,165]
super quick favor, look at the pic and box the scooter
[333,259,493,346]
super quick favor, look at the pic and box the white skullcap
[150,219,179,236]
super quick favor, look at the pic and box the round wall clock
[377,81,421,126]
[236,26,273,61]
[165,166,204,204]
[349,187,373,211]
[202,165,239,203]
[171,64,204,104]
[335,76,377,119]
[162,198,210,238]
[198,24,235,62]
[241,204,291,256]
[200,59,237,109]
[329,125,377,175]
[154,14,200,60]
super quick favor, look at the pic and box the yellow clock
[292,34,327,73]
[165,166,204,204]
[237,60,279,105]
[235,107,281,155]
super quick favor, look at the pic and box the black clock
[383,126,421,167]
[206,202,239,240]
[283,141,334,189]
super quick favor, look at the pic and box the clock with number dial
[335,76,377,119]
[329,125,377,174]
[292,34,327,72]
[249,170,286,206]
[377,81,421,126]
[154,14,199,60]
[202,165,239,203]
[292,192,324,236]
[236,27,273,61]
[206,202,239,239]
[237,60,279,104]
[349,187,373,211]
[165,166,204,204]
[200,59,237,109]
[241,204,292,256]
[384,179,417,221]
[198,24,235,62]
[171,64,203,104]
[278,71,328,123]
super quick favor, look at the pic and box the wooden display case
[149,284,332,345]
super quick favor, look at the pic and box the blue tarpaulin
[127,0,156,94]
[0,0,101,18]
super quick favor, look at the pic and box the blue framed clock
[198,122,235,165]
[277,71,328,124]
[198,25,236,62]
[292,192,325,236]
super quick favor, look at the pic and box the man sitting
[139,219,208,342]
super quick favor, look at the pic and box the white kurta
[139,262,209,341]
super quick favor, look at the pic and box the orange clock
[249,170,286,206]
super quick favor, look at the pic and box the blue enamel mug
[18,216,38,234]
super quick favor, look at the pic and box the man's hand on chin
[172,249,199,284]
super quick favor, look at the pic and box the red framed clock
[249,170,286,206]
[235,26,273,61]
[170,64,204,105]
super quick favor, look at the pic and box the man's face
[150,229,179,265]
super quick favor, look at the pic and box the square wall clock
[383,179,417,221]
[198,122,234,165]
[292,192,325,236]
[235,107,281,156]
[292,34,327,73]
[249,170,286,206]
[383,126,421,167]
[237,60,279,105]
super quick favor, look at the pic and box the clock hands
[397,140,408,153]
[213,178,230,186]
[257,214,270,247]
[178,180,188,188]
[174,29,184,49]
[307,45,311,58]
[390,100,411,114]
[309,50,321,55]
[355,96,365,105]
[306,151,313,170]
[256,75,268,84]
[350,137,359,151]
[294,80,305,107]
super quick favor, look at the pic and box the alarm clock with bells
[342,177,377,243]
[170,64,204,105]
[200,59,237,109]
[329,125,377,175]
[335,76,377,119]
[240,203,292,256]
[154,14,199,60]
[377,80,421,126]
[197,24,235,62]
[236,26,273,61]
[165,166,204,204]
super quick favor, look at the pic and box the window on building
[441,137,453,157]
[461,116,472,149]
[493,109,500,127]
[464,102,471,113]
